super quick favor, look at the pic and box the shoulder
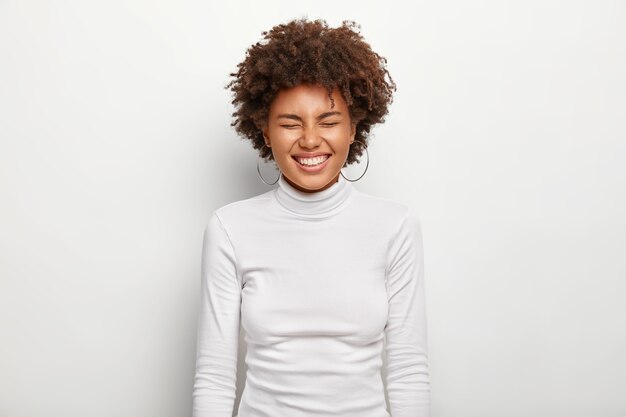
[208,189,274,230]
[351,188,421,229]
[350,188,423,251]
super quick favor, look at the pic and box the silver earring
[256,142,281,185]
[340,139,369,182]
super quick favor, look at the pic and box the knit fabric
[192,173,430,417]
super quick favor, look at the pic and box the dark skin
[226,18,396,169]
[263,83,356,193]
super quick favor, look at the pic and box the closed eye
[280,123,339,129]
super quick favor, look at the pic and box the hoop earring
[256,143,281,185]
[340,139,369,182]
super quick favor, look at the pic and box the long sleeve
[384,208,430,417]
[192,211,242,417]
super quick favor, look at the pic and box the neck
[283,174,340,193]
[272,172,354,219]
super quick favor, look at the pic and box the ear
[350,122,356,141]
[262,126,270,147]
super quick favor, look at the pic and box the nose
[299,126,323,149]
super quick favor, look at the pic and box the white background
[1,1,625,416]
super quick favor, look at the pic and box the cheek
[267,128,291,149]
[337,127,354,151]
[340,143,352,158]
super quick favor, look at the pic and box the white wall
[1,1,625,416]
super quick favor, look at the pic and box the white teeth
[295,155,329,166]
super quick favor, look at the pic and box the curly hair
[225,17,397,165]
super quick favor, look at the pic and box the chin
[286,171,339,192]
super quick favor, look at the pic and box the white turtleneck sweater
[192,173,429,417]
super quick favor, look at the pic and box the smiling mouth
[292,154,331,167]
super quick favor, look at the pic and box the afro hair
[225,17,397,165]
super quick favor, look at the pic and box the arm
[192,211,241,417]
[384,208,430,417]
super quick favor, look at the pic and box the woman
[192,18,430,417]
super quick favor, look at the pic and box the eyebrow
[276,111,342,121]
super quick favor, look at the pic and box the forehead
[269,84,347,114]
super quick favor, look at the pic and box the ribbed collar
[272,173,354,219]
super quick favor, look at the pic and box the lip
[292,154,331,173]
[292,152,332,158]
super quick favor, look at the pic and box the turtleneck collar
[271,173,354,219]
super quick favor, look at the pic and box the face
[262,83,356,193]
